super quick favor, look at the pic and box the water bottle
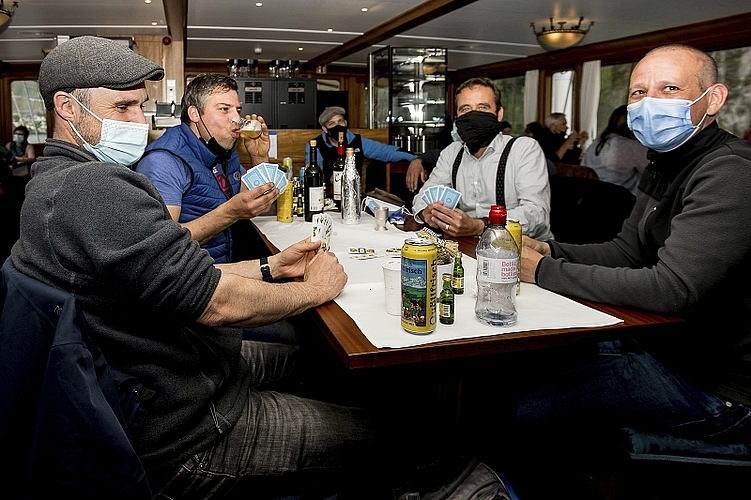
[475,205,518,326]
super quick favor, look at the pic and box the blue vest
[142,123,243,262]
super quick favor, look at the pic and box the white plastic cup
[382,259,401,315]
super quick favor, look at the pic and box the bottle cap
[443,273,452,281]
[488,205,507,226]
[310,139,316,147]
[456,251,462,259]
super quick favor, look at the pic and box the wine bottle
[304,140,324,222]
[332,132,345,211]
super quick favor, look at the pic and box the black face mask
[327,125,348,143]
[199,115,233,162]
[454,111,504,154]
[203,137,232,162]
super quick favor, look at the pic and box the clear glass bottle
[439,273,455,325]
[452,251,464,295]
[341,147,361,224]
[304,140,324,222]
[475,205,518,326]
[332,132,345,211]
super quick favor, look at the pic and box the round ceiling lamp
[531,16,594,51]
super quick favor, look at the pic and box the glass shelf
[369,46,448,154]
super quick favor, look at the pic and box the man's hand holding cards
[311,213,333,252]
[242,162,289,194]
[421,185,461,210]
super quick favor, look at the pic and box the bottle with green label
[439,273,455,325]
[452,251,465,295]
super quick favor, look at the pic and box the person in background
[499,120,512,135]
[525,121,557,176]
[306,106,416,189]
[580,104,649,195]
[537,112,588,164]
[11,36,405,498]
[6,125,35,182]
[514,44,751,495]
[411,77,552,239]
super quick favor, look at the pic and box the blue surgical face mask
[626,87,711,152]
[67,94,149,166]
[13,134,24,144]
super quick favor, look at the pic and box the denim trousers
[153,340,380,499]
[512,340,751,444]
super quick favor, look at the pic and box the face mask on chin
[627,87,711,152]
[454,110,504,154]
[67,94,149,166]
[199,115,234,161]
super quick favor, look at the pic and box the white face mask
[67,94,149,166]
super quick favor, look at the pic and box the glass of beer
[238,118,262,139]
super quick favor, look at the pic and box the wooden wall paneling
[236,128,389,177]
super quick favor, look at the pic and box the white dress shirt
[412,133,553,240]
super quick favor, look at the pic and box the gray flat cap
[318,106,346,127]
[39,36,164,110]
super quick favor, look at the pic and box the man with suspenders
[412,77,552,240]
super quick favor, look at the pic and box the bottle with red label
[475,205,518,326]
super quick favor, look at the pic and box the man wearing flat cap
[306,106,416,191]
[8,35,398,498]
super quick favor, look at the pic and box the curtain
[524,69,539,126]
[579,60,600,150]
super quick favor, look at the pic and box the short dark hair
[181,73,239,122]
[454,77,502,111]
[13,125,29,137]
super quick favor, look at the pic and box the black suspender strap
[494,137,517,207]
[451,136,518,207]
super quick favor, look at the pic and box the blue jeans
[152,340,379,499]
[242,319,299,344]
[513,340,751,443]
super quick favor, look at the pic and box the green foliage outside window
[10,80,47,144]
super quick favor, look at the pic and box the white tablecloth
[253,213,622,348]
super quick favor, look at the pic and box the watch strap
[260,256,273,282]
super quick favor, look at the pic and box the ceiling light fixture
[530,16,593,51]
[0,1,18,28]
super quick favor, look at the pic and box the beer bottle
[439,273,455,325]
[304,140,324,222]
[332,132,345,211]
[452,251,465,295]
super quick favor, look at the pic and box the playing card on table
[311,213,333,251]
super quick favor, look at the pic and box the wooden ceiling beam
[302,0,480,70]
[162,0,187,42]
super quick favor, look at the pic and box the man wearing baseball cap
[9,35,403,498]
[306,106,416,191]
